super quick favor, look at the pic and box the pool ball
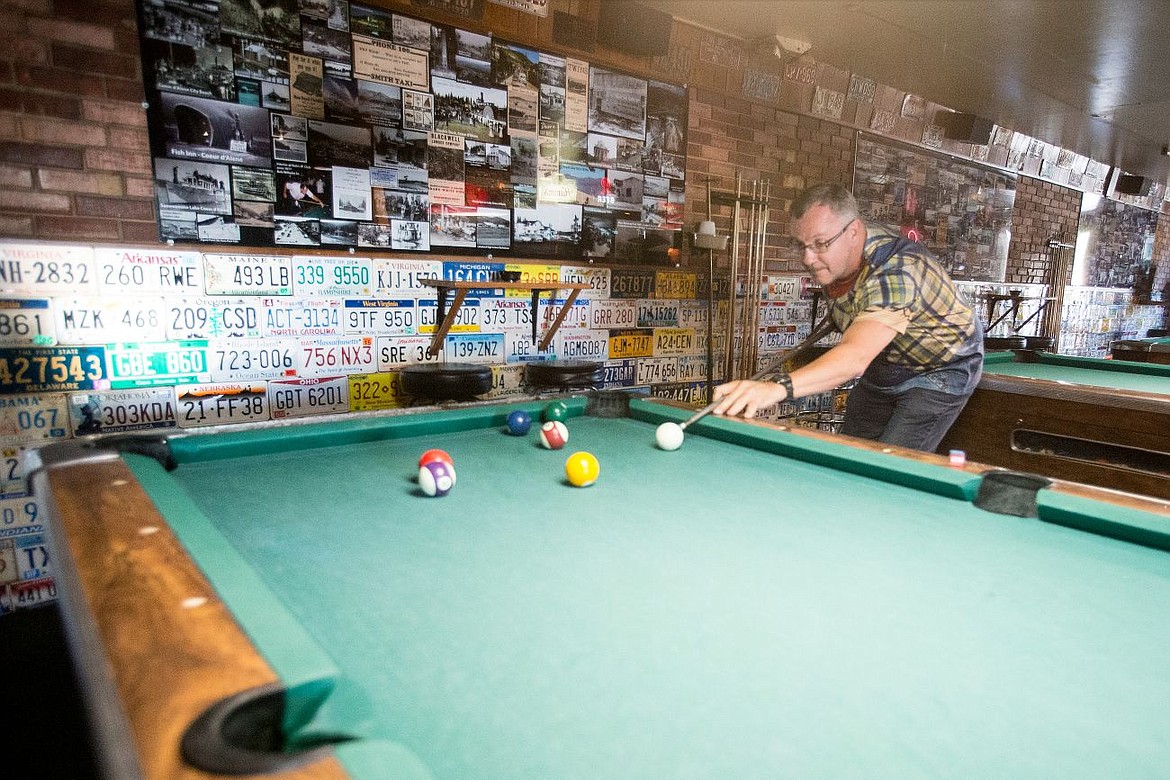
[564,451,600,487]
[542,401,569,422]
[418,461,455,497]
[655,422,685,451]
[539,420,568,449]
[506,410,532,435]
[418,448,453,468]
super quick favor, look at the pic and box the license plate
[0,244,95,295]
[636,357,679,385]
[0,346,106,393]
[654,270,697,299]
[262,298,342,337]
[68,388,177,435]
[371,258,443,296]
[486,364,525,398]
[479,299,533,330]
[638,300,680,328]
[204,254,292,295]
[268,375,349,419]
[559,265,611,298]
[107,341,209,388]
[0,394,70,445]
[208,338,298,381]
[601,359,636,388]
[95,247,203,295]
[763,275,801,301]
[10,575,56,609]
[344,299,416,335]
[589,299,636,329]
[165,298,264,339]
[292,255,373,296]
[348,371,406,411]
[0,299,56,347]
[418,298,479,333]
[653,327,695,356]
[300,337,376,376]
[608,268,654,299]
[0,496,42,534]
[444,333,505,363]
[677,356,709,382]
[0,447,31,499]
[176,382,269,427]
[376,335,439,369]
[557,331,608,361]
[539,298,589,330]
[55,297,167,344]
[504,330,545,363]
[14,533,49,580]
[607,329,653,359]
[677,301,709,330]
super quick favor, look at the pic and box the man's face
[791,204,861,286]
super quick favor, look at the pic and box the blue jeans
[840,380,974,453]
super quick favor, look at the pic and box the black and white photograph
[429,204,477,247]
[275,215,321,245]
[372,126,403,169]
[642,196,668,226]
[397,164,429,194]
[142,38,235,100]
[332,165,372,220]
[238,78,261,106]
[643,174,669,199]
[539,83,565,126]
[377,189,428,222]
[159,207,199,242]
[508,87,538,134]
[391,219,430,250]
[308,119,371,168]
[231,35,288,83]
[327,0,349,31]
[272,112,308,141]
[197,214,241,242]
[465,140,511,171]
[510,135,538,182]
[275,163,331,217]
[430,24,458,80]
[233,200,274,227]
[660,152,685,180]
[455,29,492,86]
[614,222,674,264]
[586,132,619,167]
[645,79,687,156]
[403,89,433,131]
[432,76,508,143]
[357,222,393,247]
[512,182,536,209]
[588,67,647,140]
[614,136,644,171]
[558,130,587,164]
[376,127,427,171]
[539,52,565,88]
[475,208,511,249]
[232,167,277,202]
[302,18,352,63]
[609,171,644,211]
[493,43,540,89]
[155,93,273,167]
[357,80,402,126]
[140,0,220,48]
[392,13,431,49]
[274,137,308,163]
[262,81,291,110]
[300,0,329,21]
[154,157,232,215]
[323,74,360,121]
[320,218,359,245]
[582,206,615,258]
[513,203,580,256]
[220,0,301,48]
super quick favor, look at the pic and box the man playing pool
[711,182,984,453]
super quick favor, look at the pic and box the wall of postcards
[140,0,686,262]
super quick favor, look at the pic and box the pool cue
[680,314,837,431]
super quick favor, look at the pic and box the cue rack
[716,173,773,382]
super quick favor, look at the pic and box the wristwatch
[775,372,795,400]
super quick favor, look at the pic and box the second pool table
[939,350,1170,498]
[35,396,1170,779]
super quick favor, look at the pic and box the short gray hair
[790,183,860,221]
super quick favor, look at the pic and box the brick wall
[1005,177,1082,285]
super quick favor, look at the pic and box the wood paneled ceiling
[650,0,1170,189]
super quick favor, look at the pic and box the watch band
[775,372,795,400]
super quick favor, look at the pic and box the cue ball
[539,420,568,449]
[506,410,532,435]
[418,461,455,497]
[542,400,569,422]
[564,451,600,487]
[656,422,684,451]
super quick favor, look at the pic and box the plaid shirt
[827,223,982,371]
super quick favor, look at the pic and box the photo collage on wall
[138,0,687,263]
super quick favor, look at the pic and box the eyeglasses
[790,219,854,254]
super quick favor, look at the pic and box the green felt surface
[145,403,1170,778]
[983,350,1170,392]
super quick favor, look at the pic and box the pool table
[33,396,1170,779]
[1111,335,1170,364]
[939,350,1170,499]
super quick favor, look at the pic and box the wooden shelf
[417,278,590,357]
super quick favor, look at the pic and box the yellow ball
[564,451,600,487]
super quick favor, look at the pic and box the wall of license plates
[0,240,828,612]
[141,0,687,262]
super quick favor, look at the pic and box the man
[711,182,984,452]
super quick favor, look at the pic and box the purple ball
[418,460,455,497]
